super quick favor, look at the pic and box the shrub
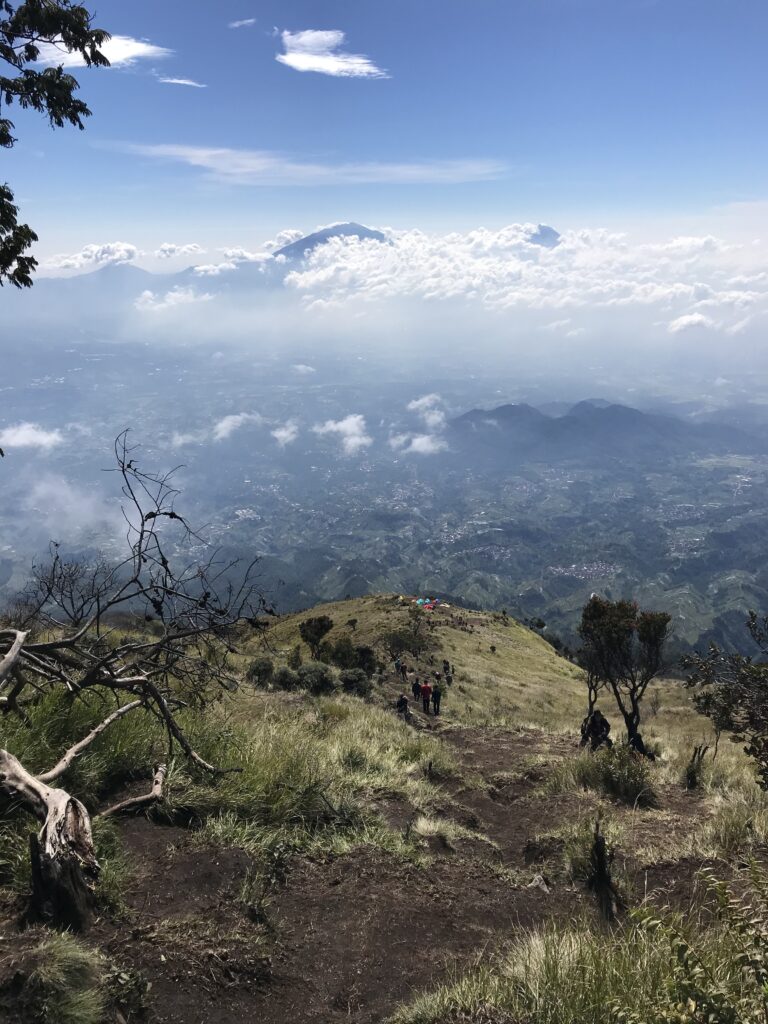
[287,644,302,670]
[319,636,378,676]
[340,669,373,699]
[273,666,299,691]
[246,655,274,688]
[297,661,336,695]
[547,745,657,807]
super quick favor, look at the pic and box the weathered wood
[0,630,28,688]
[38,700,144,783]
[0,749,99,931]
[100,763,167,818]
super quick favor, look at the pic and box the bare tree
[0,432,266,930]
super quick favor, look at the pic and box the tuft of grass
[546,745,658,808]
[18,931,107,1024]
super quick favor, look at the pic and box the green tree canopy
[578,596,671,746]
[685,611,768,787]
[1,1,109,287]
[298,615,334,658]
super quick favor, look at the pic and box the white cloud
[403,434,447,455]
[388,433,410,451]
[135,287,213,312]
[276,29,388,79]
[312,414,372,455]
[271,421,300,447]
[219,247,270,264]
[154,242,205,259]
[407,393,447,431]
[291,363,316,375]
[667,312,715,334]
[212,412,263,441]
[36,35,171,68]
[127,144,505,186]
[265,229,304,251]
[0,423,63,450]
[49,241,139,270]
[389,430,447,455]
[158,77,207,88]
[229,18,256,29]
[171,430,206,448]
[192,262,238,276]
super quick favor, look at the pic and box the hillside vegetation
[1,593,766,1024]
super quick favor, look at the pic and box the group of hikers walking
[395,657,452,720]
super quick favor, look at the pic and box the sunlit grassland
[248,593,586,729]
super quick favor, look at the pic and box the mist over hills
[1,323,767,658]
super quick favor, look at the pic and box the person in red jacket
[420,680,432,714]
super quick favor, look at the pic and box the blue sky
[7,0,768,261]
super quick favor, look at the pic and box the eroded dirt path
[0,685,711,1024]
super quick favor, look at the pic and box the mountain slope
[448,399,764,463]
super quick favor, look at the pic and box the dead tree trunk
[0,750,99,930]
[587,818,623,923]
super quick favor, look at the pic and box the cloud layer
[276,29,388,78]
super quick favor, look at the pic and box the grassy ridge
[253,593,585,728]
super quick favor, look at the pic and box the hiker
[629,731,656,761]
[442,659,450,677]
[394,656,401,675]
[432,681,443,716]
[396,693,413,725]
[580,708,613,752]
[400,662,408,682]
[411,677,422,703]
[420,679,432,714]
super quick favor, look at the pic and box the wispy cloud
[135,287,213,312]
[271,420,300,447]
[276,29,388,78]
[212,412,264,441]
[667,312,715,333]
[36,34,171,68]
[126,144,505,186]
[229,18,256,29]
[158,77,207,88]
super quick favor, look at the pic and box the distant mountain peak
[274,222,387,260]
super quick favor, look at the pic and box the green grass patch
[546,745,658,808]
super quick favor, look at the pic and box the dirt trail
[0,671,707,1024]
[102,718,592,1024]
